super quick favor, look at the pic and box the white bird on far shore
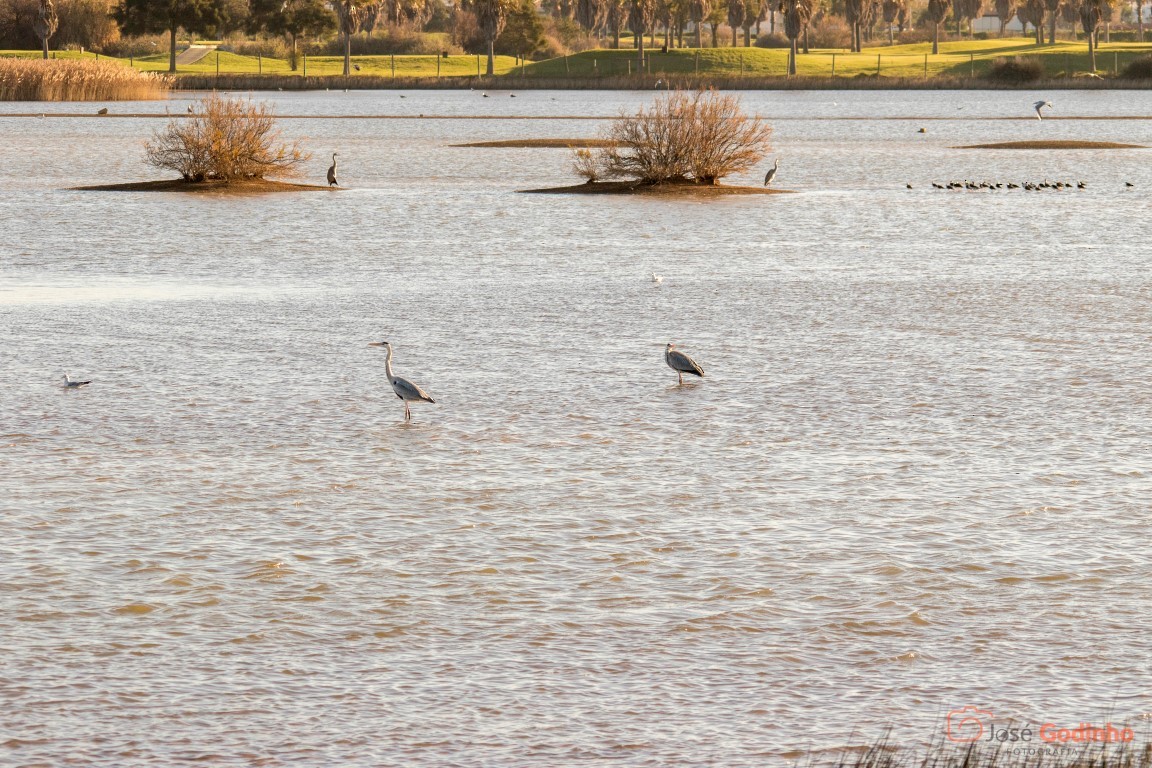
[652,273,663,283]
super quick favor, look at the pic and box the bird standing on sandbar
[665,343,704,385]
[1034,100,1052,120]
[764,157,780,186]
[62,374,92,388]
[368,341,436,420]
[327,153,339,186]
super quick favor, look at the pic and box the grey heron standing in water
[665,343,704,385]
[62,374,91,388]
[764,157,780,186]
[1033,100,1052,120]
[327,153,339,186]
[368,341,436,420]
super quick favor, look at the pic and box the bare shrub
[575,90,772,186]
[1122,53,1152,78]
[808,14,853,47]
[754,31,791,46]
[145,93,309,182]
[985,55,1045,82]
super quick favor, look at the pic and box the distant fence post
[831,52,836,76]
[129,54,133,67]
[216,51,220,78]
[476,54,480,76]
[924,53,928,77]
[564,54,570,74]
[877,53,881,74]
[1114,51,1118,74]
[694,51,699,74]
[437,55,441,77]
[392,54,396,78]
[258,54,262,74]
[1065,53,1070,78]
[303,53,307,77]
[628,60,631,75]
[969,52,974,77]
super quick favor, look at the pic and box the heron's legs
[404,402,411,420]
[677,372,683,385]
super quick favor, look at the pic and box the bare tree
[33,0,58,59]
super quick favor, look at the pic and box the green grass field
[4,38,1152,82]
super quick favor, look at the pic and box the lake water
[1,89,1151,766]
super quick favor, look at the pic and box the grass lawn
[5,38,1152,82]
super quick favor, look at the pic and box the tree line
[1,0,1139,76]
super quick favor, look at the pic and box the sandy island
[953,140,1148,150]
[453,138,621,148]
[72,179,336,193]
[521,180,790,195]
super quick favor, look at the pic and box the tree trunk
[1087,26,1096,69]
[169,27,177,73]
[1048,13,1056,43]
[695,18,702,47]
[803,25,809,52]
[614,26,620,47]
[710,22,718,46]
[42,37,49,59]
[290,34,298,70]
[487,37,495,74]
[744,25,751,45]
[932,21,939,53]
[770,8,776,32]
[343,30,351,76]
[788,37,797,73]
[1138,0,1144,41]
[1035,21,1042,43]
[638,27,645,68]
[889,23,894,43]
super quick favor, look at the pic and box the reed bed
[0,59,170,101]
[827,735,1152,768]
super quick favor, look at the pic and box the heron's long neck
[384,348,394,379]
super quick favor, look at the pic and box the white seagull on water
[368,341,436,421]
[1034,100,1053,120]
[62,374,92,388]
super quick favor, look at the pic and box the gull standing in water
[664,343,704,385]
[368,341,436,420]
[1033,100,1052,120]
[62,374,92,388]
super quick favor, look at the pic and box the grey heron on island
[327,153,338,186]
[368,341,436,420]
[763,157,780,186]
[62,374,91,388]
[1034,100,1052,120]
[665,343,704,385]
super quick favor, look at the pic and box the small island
[954,140,1148,150]
[76,93,330,193]
[522,90,784,198]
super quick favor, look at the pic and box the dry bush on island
[145,93,309,183]
[572,90,771,187]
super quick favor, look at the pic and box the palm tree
[881,0,906,43]
[924,0,948,53]
[690,0,712,45]
[1080,0,1103,68]
[1019,0,1045,41]
[993,0,1016,33]
[331,0,363,76]
[474,0,510,74]
[33,0,58,59]
[727,0,745,43]
[844,0,864,50]
[1043,0,1061,39]
[780,0,811,73]
[629,0,658,66]
[577,0,608,34]
[740,0,763,44]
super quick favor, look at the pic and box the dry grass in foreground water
[72,179,334,194]
[828,733,1151,768]
[453,139,622,148]
[522,180,788,195]
[0,59,169,101]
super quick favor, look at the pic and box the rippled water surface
[2,89,1151,766]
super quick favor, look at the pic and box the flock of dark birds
[912,180,1136,191]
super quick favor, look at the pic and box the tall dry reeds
[145,93,309,182]
[574,89,772,185]
[0,58,169,100]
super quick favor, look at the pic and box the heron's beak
[368,342,385,347]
